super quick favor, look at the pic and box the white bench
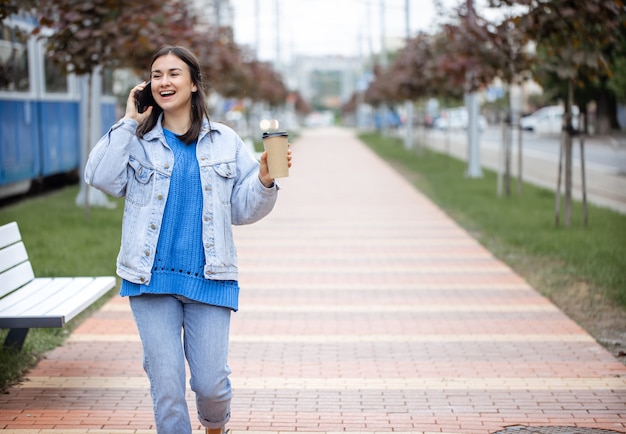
[0,221,116,350]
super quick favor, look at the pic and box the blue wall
[0,100,41,185]
[38,100,81,176]
[0,98,118,188]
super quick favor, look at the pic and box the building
[291,55,363,111]
[191,0,234,31]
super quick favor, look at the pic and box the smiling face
[150,52,198,116]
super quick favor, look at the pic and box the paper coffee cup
[262,131,289,178]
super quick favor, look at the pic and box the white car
[520,105,579,134]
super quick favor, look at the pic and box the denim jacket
[85,116,278,285]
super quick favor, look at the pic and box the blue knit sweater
[120,129,240,310]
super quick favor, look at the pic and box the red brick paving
[0,127,624,433]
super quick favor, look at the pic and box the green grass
[359,132,626,309]
[0,185,124,390]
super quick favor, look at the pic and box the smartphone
[135,82,155,113]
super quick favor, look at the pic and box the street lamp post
[465,0,482,178]
[404,0,414,150]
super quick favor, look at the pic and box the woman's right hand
[123,82,153,122]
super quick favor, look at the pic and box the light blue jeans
[130,294,232,434]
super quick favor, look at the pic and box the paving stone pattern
[0,127,624,433]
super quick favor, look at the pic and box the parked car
[520,105,579,134]
[433,107,488,131]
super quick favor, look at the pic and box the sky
[230,0,500,63]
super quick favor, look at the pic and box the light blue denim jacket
[85,116,278,285]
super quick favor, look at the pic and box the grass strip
[358,131,626,311]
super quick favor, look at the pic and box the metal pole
[367,0,373,57]
[275,0,280,67]
[404,0,414,150]
[564,79,574,226]
[466,90,483,178]
[255,0,260,57]
[517,116,523,196]
[497,120,504,196]
[505,117,511,196]
[464,0,482,178]
[554,133,564,226]
[580,135,588,226]
[214,0,221,27]
[379,0,388,135]
[380,0,387,68]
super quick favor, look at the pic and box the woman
[85,45,291,434]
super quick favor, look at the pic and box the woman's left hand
[259,144,292,188]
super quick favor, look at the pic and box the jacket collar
[143,114,219,142]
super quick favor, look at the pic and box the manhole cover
[492,427,625,434]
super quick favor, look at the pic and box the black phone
[135,82,155,113]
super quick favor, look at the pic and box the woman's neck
[162,111,192,135]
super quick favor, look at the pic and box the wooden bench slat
[0,222,20,249]
[23,278,94,318]
[0,278,71,318]
[0,278,51,316]
[0,262,35,298]
[0,242,28,274]
[22,278,100,317]
[47,276,116,324]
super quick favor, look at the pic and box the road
[407,126,626,215]
[482,127,626,171]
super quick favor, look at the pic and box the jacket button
[144,250,150,256]
[164,163,169,169]
[140,277,145,282]
[150,223,156,230]
[157,194,163,200]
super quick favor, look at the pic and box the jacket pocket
[127,157,155,206]
[211,161,236,205]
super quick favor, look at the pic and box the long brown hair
[137,45,210,144]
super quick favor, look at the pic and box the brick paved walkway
[1,127,625,433]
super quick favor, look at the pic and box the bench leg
[3,328,29,351]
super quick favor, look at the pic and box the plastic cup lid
[262,131,288,139]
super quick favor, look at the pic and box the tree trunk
[555,78,575,227]
[517,117,523,196]
[83,73,92,219]
[595,87,617,135]
[504,121,511,197]
[563,78,574,226]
